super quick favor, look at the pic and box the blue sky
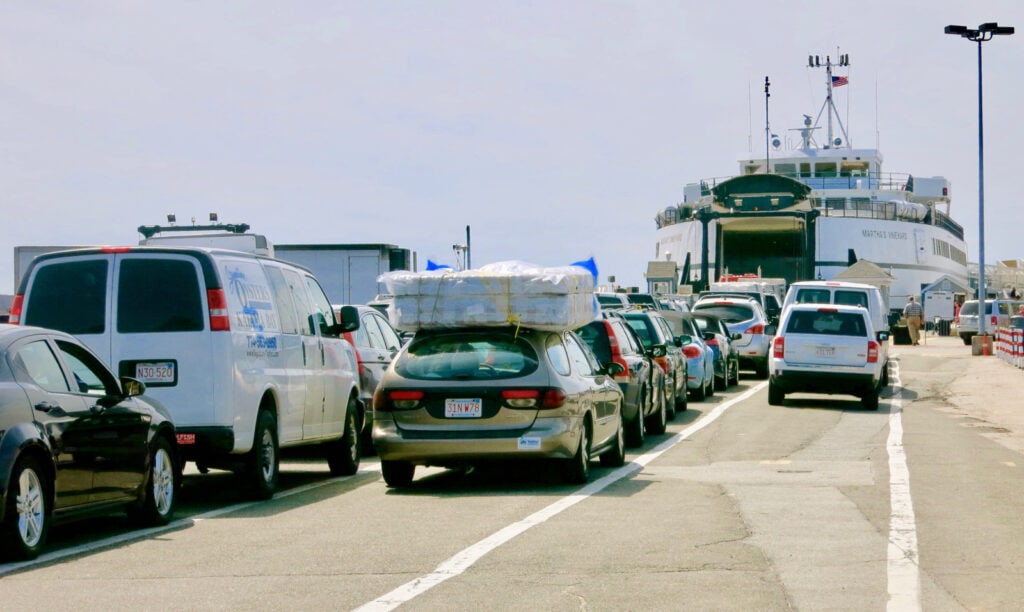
[3,2,1023,294]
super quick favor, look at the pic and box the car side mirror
[649,344,668,358]
[766,325,777,336]
[877,331,890,341]
[731,332,742,341]
[120,376,146,398]
[703,331,715,341]
[333,305,360,335]
[604,362,626,376]
[677,334,691,346]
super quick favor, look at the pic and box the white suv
[692,295,773,378]
[12,246,363,499]
[768,304,887,410]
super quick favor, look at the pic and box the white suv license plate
[816,346,836,357]
[135,361,175,383]
[445,398,483,418]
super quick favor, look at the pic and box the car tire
[755,359,770,379]
[690,376,706,401]
[646,387,668,435]
[244,410,279,500]
[768,380,784,406]
[729,359,740,386]
[128,436,177,526]
[862,389,880,411]
[0,456,48,561]
[625,387,646,447]
[326,396,361,476]
[715,372,727,391]
[561,424,592,484]
[674,375,688,413]
[381,460,415,488]
[706,371,715,397]
[881,362,890,388]
[600,414,626,468]
[666,377,678,419]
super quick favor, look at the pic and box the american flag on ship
[832,75,849,87]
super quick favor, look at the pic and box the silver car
[372,326,625,487]
[692,296,774,379]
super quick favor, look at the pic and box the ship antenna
[807,52,852,148]
[764,76,771,172]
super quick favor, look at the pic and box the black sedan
[0,324,180,561]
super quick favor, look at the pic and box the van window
[264,266,299,334]
[304,276,336,334]
[794,288,832,304]
[834,290,869,308]
[283,269,315,336]
[118,259,204,333]
[24,260,108,334]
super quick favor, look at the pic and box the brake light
[8,294,23,324]
[991,315,998,326]
[746,324,765,335]
[207,289,230,331]
[605,323,630,381]
[816,307,838,313]
[773,336,785,358]
[682,344,702,359]
[541,388,567,409]
[704,337,719,347]
[375,389,424,411]
[867,340,879,363]
[653,355,670,375]
[503,389,540,408]
[100,246,133,253]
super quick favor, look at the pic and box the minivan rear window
[117,259,204,333]
[395,331,539,380]
[24,260,108,334]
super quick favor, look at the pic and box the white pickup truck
[767,304,888,410]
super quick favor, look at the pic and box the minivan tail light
[8,294,23,324]
[541,388,567,409]
[867,340,879,363]
[746,324,765,335]
[653,355,670,375]
[773,336,785,358]
[375,389,424,411]
[207,289,230,331]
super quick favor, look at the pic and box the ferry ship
[654,54,969,304]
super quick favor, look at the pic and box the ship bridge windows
[815,162,838,177]
[773,163,798,177]
[800,162,813,178]
[841,160,870,177]
[744,162,766,175]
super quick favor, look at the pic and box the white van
[11,246,363,499]
[782,281,891,386]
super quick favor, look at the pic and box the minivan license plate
[445,398,482,418]
[136,361,175,383]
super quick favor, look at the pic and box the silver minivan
[12,246,363,499]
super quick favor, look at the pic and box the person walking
[903,295,924,345]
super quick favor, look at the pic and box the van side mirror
[877,331,889,342]
[332,305,360,335]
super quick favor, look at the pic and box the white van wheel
[245,410,279,500]
[326,396,360,476]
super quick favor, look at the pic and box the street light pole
[944,22,1014,342]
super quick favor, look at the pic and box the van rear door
[111,253,216,427]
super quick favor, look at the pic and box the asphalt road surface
[3,336,1023,611]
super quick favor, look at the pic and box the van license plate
[136,362,175,383]
[445,398,482,418]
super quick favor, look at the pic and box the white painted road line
[887,359,922,611]
[354,382,769,612]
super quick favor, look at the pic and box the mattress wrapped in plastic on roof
[379,260,599,332]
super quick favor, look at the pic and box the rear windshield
[394,331,539,380]
[597,294,626,306]
[117,259,204,333]
[626,294,657,308]
[792,288,832,304]
[785,310,867,337]
[576,322,612,363]
[959,301,993,315]
[692,304,755,324]
[834,290,869,308]
[622,315,659,348]
[24,259,108,335]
